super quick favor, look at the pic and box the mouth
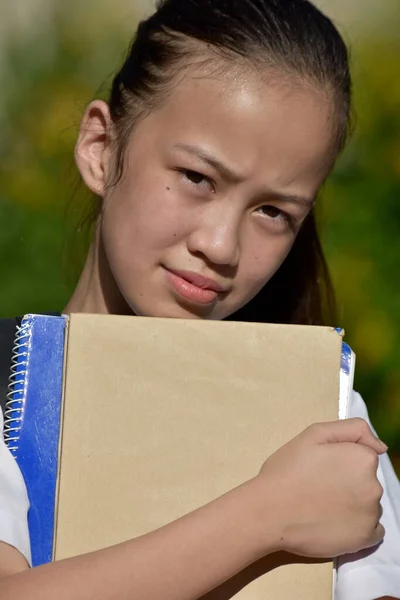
[163,268,228,306]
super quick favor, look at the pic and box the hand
[256,418,386,558]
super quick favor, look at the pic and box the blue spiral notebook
[4,313,355,600]
[4,315,67,566]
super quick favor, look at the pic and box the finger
[368,523,385,549]
[378,503,383,522]
[311,419,388,454]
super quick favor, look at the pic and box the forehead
[133,64,336,190]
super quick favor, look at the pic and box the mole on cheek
[166,186,171,191]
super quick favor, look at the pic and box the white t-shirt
[336,391,400,599]
[0,409,31,564]
[0,392,399,598]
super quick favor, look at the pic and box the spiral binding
[3,320,31,455]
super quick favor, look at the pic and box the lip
[169,270,227,293]
[164,268,228,305]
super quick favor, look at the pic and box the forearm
[0,477,277,600]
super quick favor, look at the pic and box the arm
[0,544,29,578]
[0,419,386,600]
[0,478,274,600]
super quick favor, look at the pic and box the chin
[129,298,224,320]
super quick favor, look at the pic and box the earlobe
[75,100,113,196]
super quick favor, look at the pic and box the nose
[186,205,240,268]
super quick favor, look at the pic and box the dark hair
[96,0,353,325]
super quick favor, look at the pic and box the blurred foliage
[322,34,400,452]
[0,5,399,460]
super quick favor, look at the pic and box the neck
[64,224,133,316]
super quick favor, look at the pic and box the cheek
[102,178,189,258]
[238,236,295,296]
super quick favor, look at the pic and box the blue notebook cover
[4,314,67,567]
[4,315,355,569]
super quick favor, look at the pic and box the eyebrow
[271,192,316,209]
[173,143,241,183]
[173,143,315,209]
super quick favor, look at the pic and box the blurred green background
[0,1,399,470]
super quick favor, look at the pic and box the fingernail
[379,440,388,452]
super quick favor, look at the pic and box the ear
[75,100,113,197]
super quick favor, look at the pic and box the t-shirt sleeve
[0,407,31,565]
[335,391,400,600]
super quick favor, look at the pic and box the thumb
[312,418,388,454]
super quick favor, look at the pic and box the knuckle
[369,523,386,546]
[364,480,383,506]
[355,417,370,434]
[361,446,379,469]
[364,520,381,540]
[306,422,324,437]
[374,482,384,502]
[376,503,383,524]
[372,502,382,521]
[359,530,374,548]
[369,450,379,470]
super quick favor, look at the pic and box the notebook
[4,313,355,599]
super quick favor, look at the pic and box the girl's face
[80,67,337,320]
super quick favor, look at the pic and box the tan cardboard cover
[55,314,342,599]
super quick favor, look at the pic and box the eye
[257,205,289,221]
[179,169,215,193]
[256,205,295,230]
[258,205,283,219]
[184,170,206,185]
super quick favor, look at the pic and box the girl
[0,1,399,599]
